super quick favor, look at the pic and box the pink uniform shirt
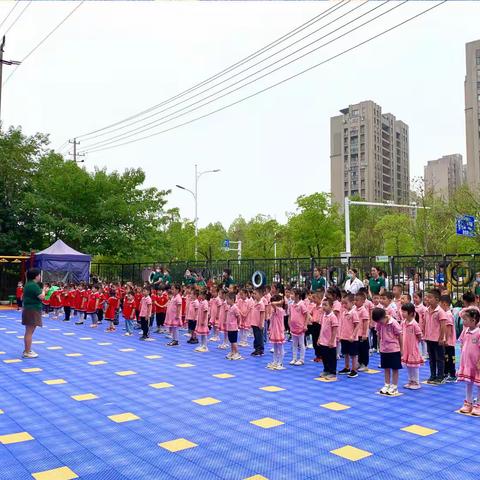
[319,311,339,347]
[289,300,308,335]
[187,299,199,320]
[225,304,240,331]
[139,295,152,318]
[355,304,369,338]
[444,309,456,347]
[376,318,402,353]
[458,326,480,385]
[339,308,360,341]
[424,305,447,342]
[250,300,266,328]
[415,303,427,331]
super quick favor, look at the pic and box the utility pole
[68,138,85,163]
[0,36,21,127]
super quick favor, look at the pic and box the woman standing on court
[22,268,46,358]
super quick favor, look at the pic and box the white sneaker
[266,362,277,369]
[379,384,390,395]
[306,343,314,349]
[124,333,132,336]
[231,353,243,360]
[270,348,274,353]
[225,352,233,359]
[194,346,203,352]
[387,384,398,396]
[209,336,219,342]
[289,359,297,365]
[218,343,228,350]
[274,363,286,370]
[183,333,191,337]
[22,350,38,359]
[294,360,304,366]
[358,365,368,372]
[238,341,249,347]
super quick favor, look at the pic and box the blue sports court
[0,310,479,480]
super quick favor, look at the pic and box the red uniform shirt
[50,289,63,309]
[134,293,142,311]
[16,287,23,299]
[105,297,119,320]
[150,293,158,314]
[122,298,136,320]
[86,292,100,313]
[157,292,168,313]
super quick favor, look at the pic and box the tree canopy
[1,126,479,262]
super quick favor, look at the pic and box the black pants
[319,345,337,375]
[140,316,149,337]
[426,340,445,379]
[358,339,370,367]
[445,345,456,377]
[252,326,264,353]
[96,309,103,322]
[155,312,165,327]
[64,306,71,321]
[369,327,378,350]
[308,323,321,358]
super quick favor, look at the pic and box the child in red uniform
[75,284,88,325]
[123,291,136,336]
[63,285,74,322]
[86,285,101,328]
[16,282,24,310]
[154,287,168,333]
[134,287,142,325]
[105,289,119,332]
[49,285,63,320]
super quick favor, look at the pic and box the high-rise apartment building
[465,39,480,188]
[424,154,464,200]
[330,100,409,208]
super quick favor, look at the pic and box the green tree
[374,213,415,256]
[286,193,343,258]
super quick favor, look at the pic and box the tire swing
[446,261,473,291]
[251,270,267,288]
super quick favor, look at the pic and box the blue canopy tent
[34,239,91,283]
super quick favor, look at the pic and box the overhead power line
[4,0,31,36]
[3,0,84,85]
[80,0,368,146]
[75,0,351,141]
[0,2,19,32]
[82,0,395,152]
[83,0,446,155]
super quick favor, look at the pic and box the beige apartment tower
[424,154,464,200]
[465,39,480,188]
[330,100,409,208]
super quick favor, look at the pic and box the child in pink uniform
[400,303,423,389]
[237,289,251,348]
[217,289,229,350]
[457,308,480,415]
[208,286,220,342]
[267,294,286,370]
[338,293,360,378]
[225,292,242,360]
[288,289,308,366]
[195,289,210,352]
[165,284,183,346]
[440,295,457,382]
[413,292,428,359]
[186,290,199,345]
[355,292,370,372]
[318,297,339,379]
[373,307,403,396]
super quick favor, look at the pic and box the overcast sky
[3,1,480,229]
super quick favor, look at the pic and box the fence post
[389,256,394,287]
[121,264,124,284]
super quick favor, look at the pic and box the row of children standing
[35,280,480,413]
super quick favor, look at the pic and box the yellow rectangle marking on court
[321,402,351,411]
[158,438,198,452]
[32,466,78,480]
[71,394,98,402]
[108,413,140,423]
[330,445,372,461]
[43,379,67,385]
[0,431,34,444]
[250,418,284,429]
[192,397,221,406]
[401,424,438,436]
[149,382,174,389]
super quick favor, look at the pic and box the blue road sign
[223,239,230,248]
[456,215,476,237]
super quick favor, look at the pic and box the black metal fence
[1,254,478,301]
[90,253,480,300]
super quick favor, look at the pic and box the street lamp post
[176,164,220,260]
